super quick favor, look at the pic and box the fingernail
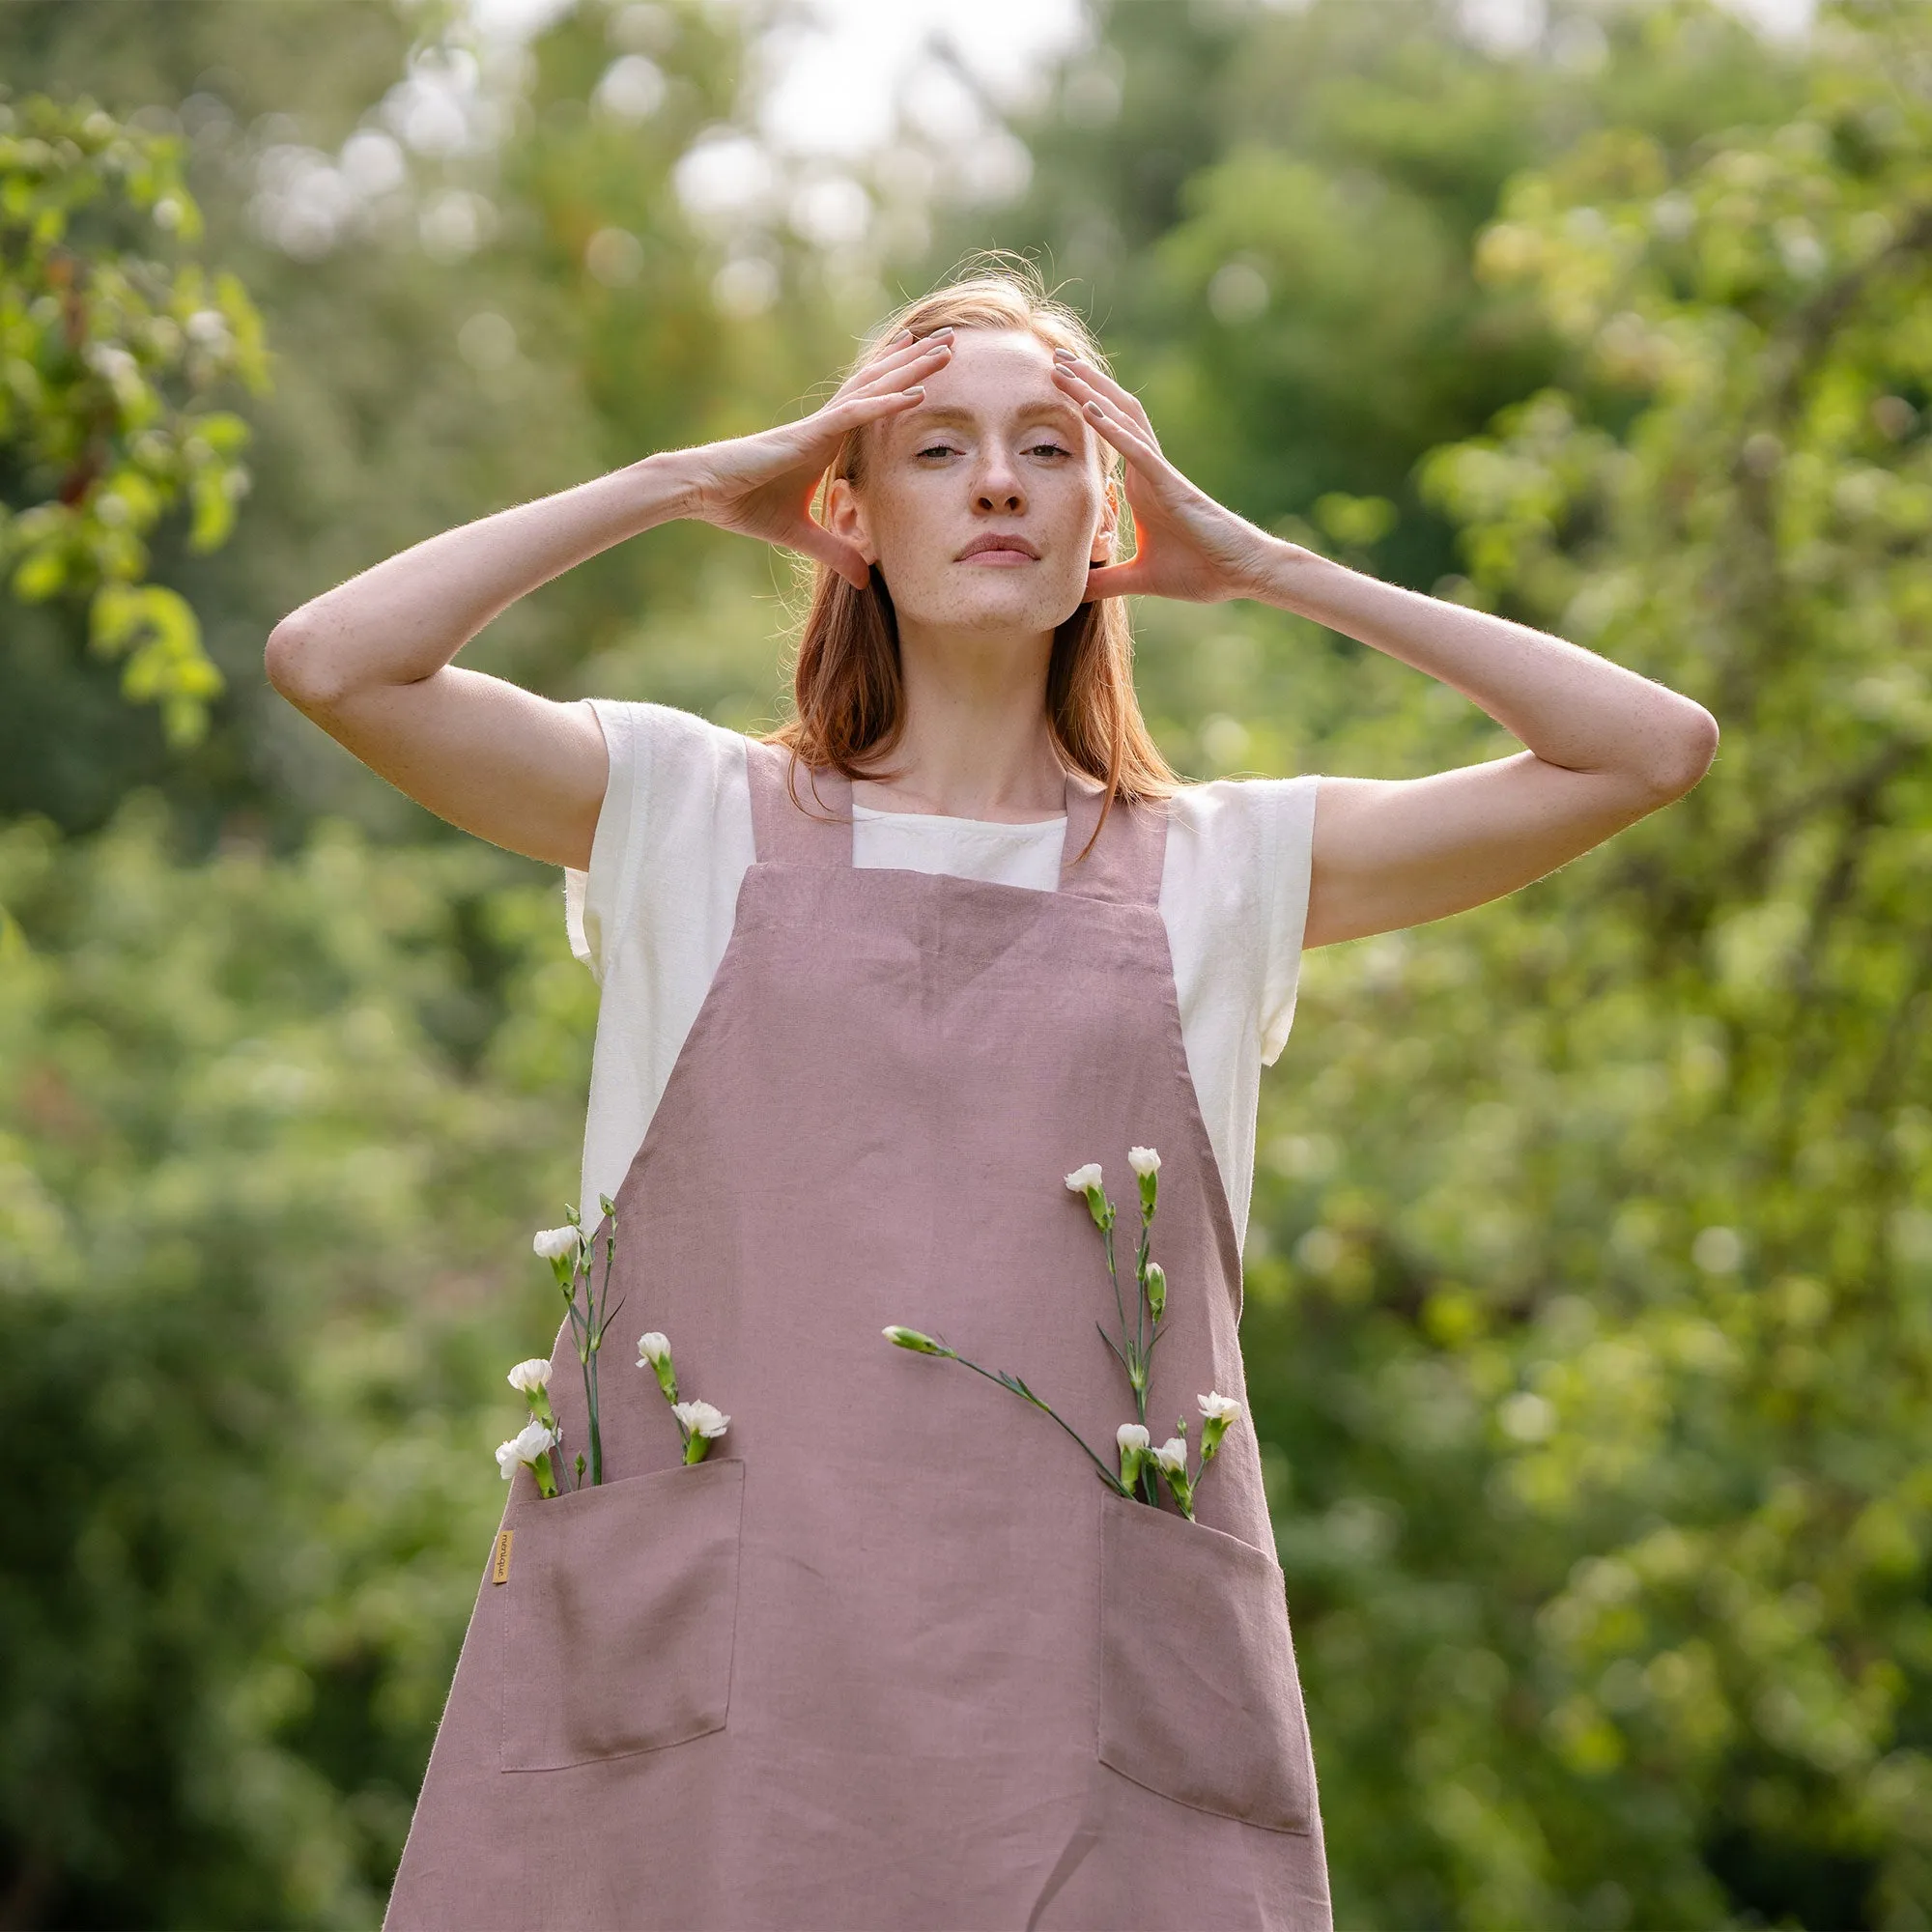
[906,384,924,399]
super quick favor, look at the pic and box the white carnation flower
[1116,1422,1151,1453]
[495,1418,557,1478]
[1197,1391,1241,1424]
[1154,1435,1189,1475]
[1127,1146,1161,1177]
[532,1225,583,1261]
[672,1399,730,1439]
[506,1358,552,1393]
[1064,1163,1103,1192]
[636,1331,670,1365]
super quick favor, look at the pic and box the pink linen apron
[384,739,1333,1930]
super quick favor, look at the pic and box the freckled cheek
[865,482,947,575]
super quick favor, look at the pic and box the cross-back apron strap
[742,737,1167,906]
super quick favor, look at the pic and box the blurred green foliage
[0,91,267,746]
[1,0,1928,1924]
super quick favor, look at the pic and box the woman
[268,268,1716,1929]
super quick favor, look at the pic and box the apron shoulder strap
[745,737,854,867]
[1058,771,1168,908]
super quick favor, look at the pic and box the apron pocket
[1095,1489,1317,1833]
[497,1456,743,1773]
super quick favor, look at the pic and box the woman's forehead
[894,326,1077,420]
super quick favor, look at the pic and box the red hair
[762,258,1179,862]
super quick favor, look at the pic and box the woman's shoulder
[1163,771,1321,843]
[585,696,754,774]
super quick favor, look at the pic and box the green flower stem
[1160,1463,1195,1519]
[906,1341,1130,1496]
[530,1450,559,1500]
[1132,1220,1152,1368]
[589,1236,608,1487]
[1100,1216,1131,1378]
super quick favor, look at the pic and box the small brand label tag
[492,1528,514,1584]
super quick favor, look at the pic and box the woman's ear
[823,477,876,566]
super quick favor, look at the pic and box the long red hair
[761,259,1179,862]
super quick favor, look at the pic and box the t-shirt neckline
[850,800,1067,831]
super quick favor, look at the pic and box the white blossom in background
[674,129,781,233]
[594,53,668,122]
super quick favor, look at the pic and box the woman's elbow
[264,615,345,711]
[1642,698,1720,802]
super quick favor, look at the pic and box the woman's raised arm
[1051,349,1719,950]
[264,330,952,870]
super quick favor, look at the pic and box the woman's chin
[900,583,1087,638]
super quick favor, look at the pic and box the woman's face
[826,327,1117,639]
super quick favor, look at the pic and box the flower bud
[496,1419,560,1497]
[532,1225,582,1262]
[1197,1391,1242,1463]
[1152,1435,1194,1519]
[1143,1261,1167,1322]
[1064,1163,1113,1230]
[508,1357,557,1428]
[882,1325,954,1357]
[1117,1421,1151,1492]
[672,1399,729,1463]
[636,1330,679,1401]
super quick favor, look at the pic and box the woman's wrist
[1232,531,1326,608]
[616,447,708,529]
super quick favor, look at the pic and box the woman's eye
[1027,441,1072,460]
[916,443,960,460]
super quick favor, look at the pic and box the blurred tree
[0,92,268,748]
[1234,4,1932,1922]
[934,0,1810,780]
[6,0,1930,1924]
[0,796,596,1927]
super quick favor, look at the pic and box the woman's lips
[955,532,1041,565]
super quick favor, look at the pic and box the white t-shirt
[563,699,1320,1257]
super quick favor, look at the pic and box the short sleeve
[1259,776,1321,1066]
[562,698,635,987]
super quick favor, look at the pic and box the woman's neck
[851,618,1065,821]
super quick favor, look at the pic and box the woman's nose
[973,447,1026,514]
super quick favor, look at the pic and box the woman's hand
[1049,349,1273,604]
[679,328,954,588]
